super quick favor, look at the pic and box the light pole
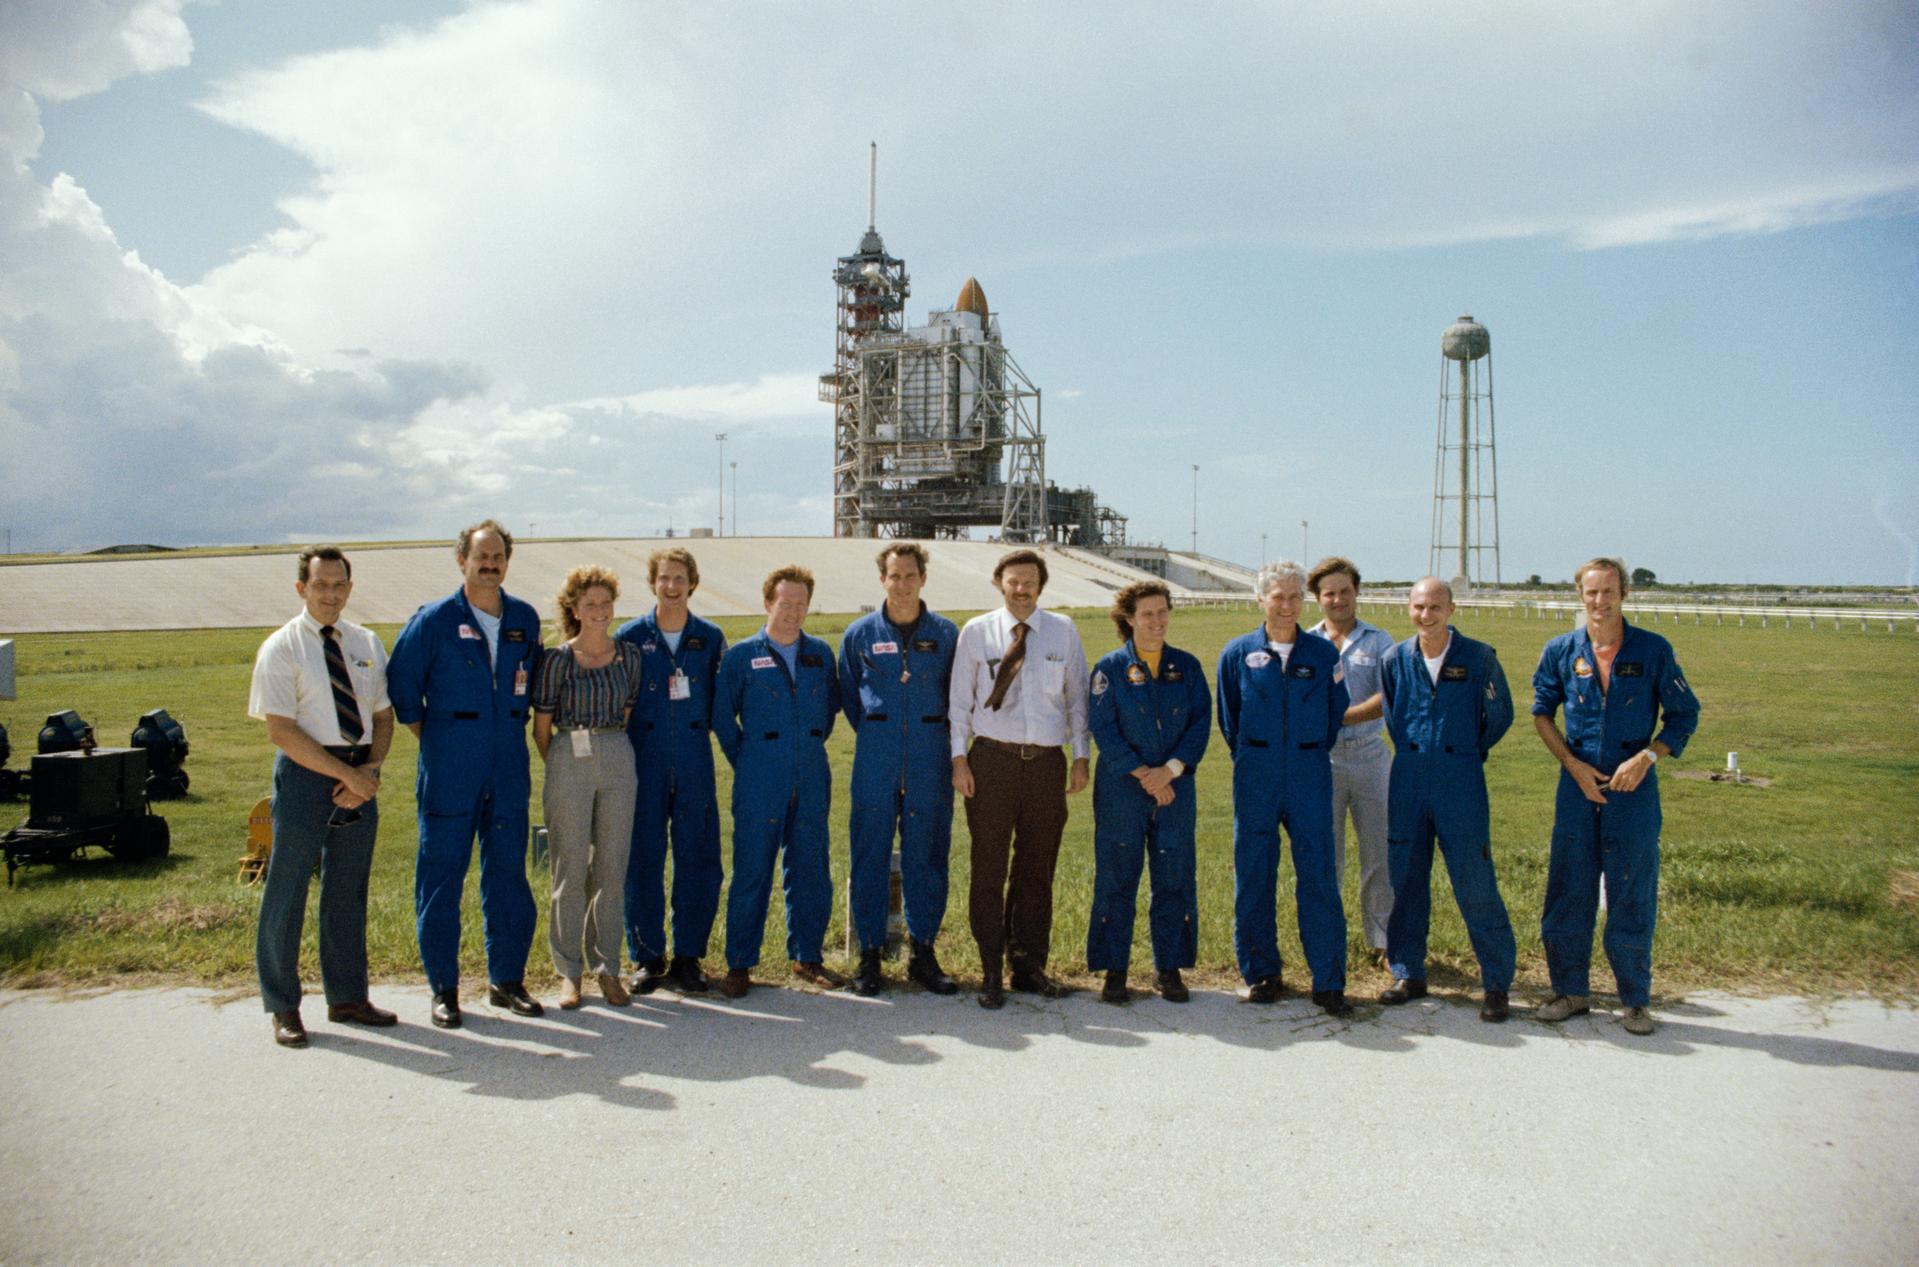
[1260,532,1267,568]
[730,461,738,536]
[715,432,727,536]
[1190,464,1199,554]
[1301,519,1309,563]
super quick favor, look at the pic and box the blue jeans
[257,754,377,1014]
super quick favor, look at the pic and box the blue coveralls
[1379,629,1517,990]
[712,631,840,969]
[1532,621,1699,1008]
[1216,628,1350,992]
[387,588,541,994]
[1085,641,1211,975]
[614,611,727,966]
[838,603,959,953]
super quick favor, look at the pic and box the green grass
[2,604,1915,1000]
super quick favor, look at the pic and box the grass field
[2,603,1915,1001]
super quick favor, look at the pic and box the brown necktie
[985,621,1029,711]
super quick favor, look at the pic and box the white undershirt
[661,627,684,655]
[472,605,502,667]
[1268,638,1295,671]
[1422,631,1453,685]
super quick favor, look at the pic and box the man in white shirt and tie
[247,545,397,1048]
[949,549,1091,1009]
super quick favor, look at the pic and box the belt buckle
[1018,743,1039,761]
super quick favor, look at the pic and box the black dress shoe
[431,990,462,1029]
[853,948,884,997]
[1242,975,1282,1005]
[1378,979,1428,1005]
[907,940,959,995]
[272,1010,308,1048]
[667,955,709,993]
[488,981,545,1017]
[1479,989,1510,1022]
[327,1000,398,1027]
[630,957,668,996]
[1312,989,1355,1017]
[977,977,1005,1010]
[1009,969,1072,999]
[1100,970,1130,1004]
[1156,969,1190,1003]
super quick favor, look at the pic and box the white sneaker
[1536,993,1591,1022]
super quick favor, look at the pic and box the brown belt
[972,736,1059,762]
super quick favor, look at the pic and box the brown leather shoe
[1009,968,1072,999]
[719,968,751,999]
[272,1010,308,1048]
[557,977,583,1010]
[791,960,845,990]
[597,973,631,1007]
[326,1000,397,1027]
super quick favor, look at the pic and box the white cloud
[568,372,821,425]
[0,0,191,106]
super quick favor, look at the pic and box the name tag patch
[458,624,481,640]
[800,653,823,668]
[751,656,777,670]
[871,641,899,655]
[913,638,938,652]
[1291,664,1316,679]
[685,637,706,650]
[503,629,527,643]
[1442,664,1469,681]
[1163,666,1183,682]
[1616,662,1644,678]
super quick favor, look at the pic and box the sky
[1,0,1916,584]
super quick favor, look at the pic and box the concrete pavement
[1,985,1914,1264]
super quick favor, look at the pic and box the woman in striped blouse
[532,566,645,1008]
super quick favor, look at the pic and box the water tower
[1429,314,1501,592]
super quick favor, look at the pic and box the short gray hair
[1255,560,1307,599]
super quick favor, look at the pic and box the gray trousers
[543,731,637,979]
[1331,740,1392,950]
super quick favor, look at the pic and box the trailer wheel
[145,815,171,860]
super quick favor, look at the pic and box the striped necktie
[319,625,365,744]
[985,621,1029,711]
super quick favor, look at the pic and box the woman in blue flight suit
[385,521,543,1027]
[1375,579,1518,1021]
[614,548,727,994]
[1216,562,1353,1014]
[710,567,841,997]
[1085,582,1210,1003]
[1532,559,1699,1034]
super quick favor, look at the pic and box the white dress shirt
[949,606,1090,759]
[248,609,391,745]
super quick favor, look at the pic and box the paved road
[2,985,1914,1264]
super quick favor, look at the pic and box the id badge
[669,670,691,701]
[570,729,592,758]
[514,666,528,696]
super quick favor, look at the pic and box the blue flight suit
[1216,627,1350,992]
[712,630,841,969]
[1379,629,1517,990]
[1532,621,1699,1008]
[614,610,727,966]
[838,603,960,953]
[387,587,542,994]
[1085,642,1211,975]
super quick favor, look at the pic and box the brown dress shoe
[790,961,845,990]
[1009,969,1072,999]
[719,968,751,999]
[597,973,631,1007]
[272,1010,309,1048]
[977,977,1005,1010]
[326,1000,398,1027]
[557,978,583,1010]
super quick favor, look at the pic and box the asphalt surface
[1,983,1914,1265]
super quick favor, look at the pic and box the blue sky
[2,0,1916,583]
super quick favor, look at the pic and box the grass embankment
[1,607,1915,999]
